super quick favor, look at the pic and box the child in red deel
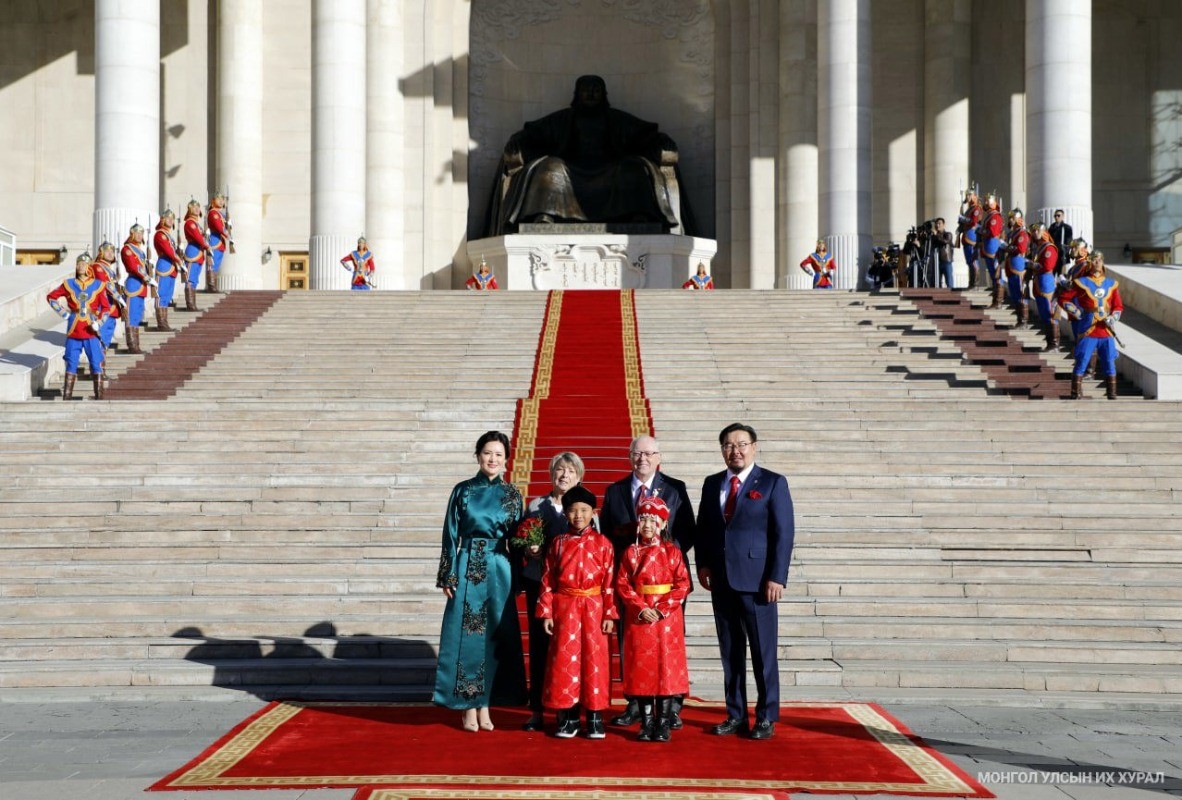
[614,496,691,742]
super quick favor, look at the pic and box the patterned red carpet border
[149,700,992,798]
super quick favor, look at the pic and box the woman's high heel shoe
[477,707,494,731]
[462,709,479,732]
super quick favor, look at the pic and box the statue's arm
[654,132,678,167]
[503,132,526,173]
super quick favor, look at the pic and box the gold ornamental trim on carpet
[619,289,651,439]
[361,792,779,800]
[159,700,981,795]
[510,291,563,495]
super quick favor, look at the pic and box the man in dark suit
[600,434,695,727]
[1048,210,1073,277]
[696,423,794,740]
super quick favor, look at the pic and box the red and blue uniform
[207,205,229,276]
[800,252,835,289]
[341,249,375,291]
[1004,227,1032,307]
[957,201,983,270]
[154,221,181,307]
[184,211,209,289]
[682,273,714,290]
[90,257,121,348]
[1032,241,1060,325]
[979,208,1005,286]
[1059,275,1123,377]
[465,271,499,290]
[121,239,151,327]
[47,276,111,375]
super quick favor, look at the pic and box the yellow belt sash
[559,587,601,597]
[639,584,673,595]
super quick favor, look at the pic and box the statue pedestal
[466,233,717,290]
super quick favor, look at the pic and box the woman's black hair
[475,430,512,462]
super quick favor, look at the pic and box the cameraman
[934,218,955,288]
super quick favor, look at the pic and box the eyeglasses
[630,451,660,459]
[721,442,753,452]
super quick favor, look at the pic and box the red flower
[747,490,762,500]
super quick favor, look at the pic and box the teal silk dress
[433,473,528,709]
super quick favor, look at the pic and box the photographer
[867,245,898,290]
[934,218,955,288]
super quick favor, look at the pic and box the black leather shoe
[585,711,606,739]
[711,717,746,736]
[522,712,543,732]
[611,699,641,727]
[749,719,775,740]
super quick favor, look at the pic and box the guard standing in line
[979,194,1006,308]
[1028,223,1061,352]
[206,192,232,293]
[340,237,376,290]
[799,240,836,289]
[90,241,123,352]
[153,210,181,331]
[120,224,154,354]
[183,200,211,312]
[465,257,500,290]
[1004,209,1031,324]
[956,189,983,289]
[46,255,112,400]
[1059,251,1123,400]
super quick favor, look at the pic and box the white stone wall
[4,2,1182,285]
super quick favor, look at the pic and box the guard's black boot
[585,711,605,739]
[669,695,684,730]
[555,707,580,739]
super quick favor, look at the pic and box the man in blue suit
[696,423,795,740]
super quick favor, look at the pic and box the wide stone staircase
[1,289,1179,708]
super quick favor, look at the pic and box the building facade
[1,0,1179,289]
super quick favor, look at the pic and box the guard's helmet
[1028,222,1048,239]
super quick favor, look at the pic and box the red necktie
[636,484,649,514]
[723,475,740,523]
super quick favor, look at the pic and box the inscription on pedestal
[519,223,664,235]
[528,243,647,290]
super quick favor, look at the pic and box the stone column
[748,0,779,290]
[1026,0,1091,241]
[94,1,160,250]
[780,0,818,290]
[310,0,366,290]
[216,0,265,290]
[924,0,971,286]
[366,0,404,290]
[818,0,872,289]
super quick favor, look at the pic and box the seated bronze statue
[485,75,692,236]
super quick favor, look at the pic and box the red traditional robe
[536,526,617,711]
[90,259,123,319]
[615,539,691,697]
[154,224,180,277]
[466,272,498,290]
[207,206,230,253]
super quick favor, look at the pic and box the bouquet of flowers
[510,516,547,550]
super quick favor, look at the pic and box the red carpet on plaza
[150,700,991,797]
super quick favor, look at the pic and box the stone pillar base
[94,208,152,255]
[824,233,866,290]
[467,235,718,291]
[310,234,354,290]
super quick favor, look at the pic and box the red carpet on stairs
[106,291,285,400]
[506,290,654,701]
[150,700,992,798]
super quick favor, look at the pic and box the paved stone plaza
[0,694,1178,800]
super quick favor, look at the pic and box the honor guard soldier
[183,200,211,311]
[340,237,376,290]
[1059,251,1123,400]
[682,262,714,290]
[153,210,181,331]
[1029,223,1061,351]
[1065,238,1090,282]
[465,257,499,290]
[120,223,154,354]
[956,189,983,288]
[1004,209,1031,324]
[799,240,836,289]
[47,255,112,400]
[979,194,1006,307]
[206,192,232,293]
[90,241,123,352]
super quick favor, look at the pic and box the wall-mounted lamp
[262,246,273,263]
